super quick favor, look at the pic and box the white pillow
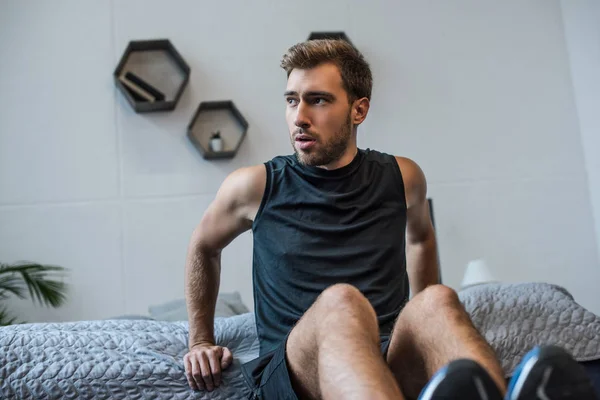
[148,291,250,321]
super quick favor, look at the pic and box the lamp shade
[461,259,497,289]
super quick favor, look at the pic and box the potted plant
[209,130,224,152]
[0,261,68,326]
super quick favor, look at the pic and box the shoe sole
[419,359,502,400]
[507,346,598,400]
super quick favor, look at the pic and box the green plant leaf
[0,262,68,308]
[0,305,19,326]
[0,274,27,299]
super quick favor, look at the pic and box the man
[183,40,597,400]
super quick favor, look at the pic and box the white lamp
[461,259,497,289]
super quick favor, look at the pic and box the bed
[1,282,600,399]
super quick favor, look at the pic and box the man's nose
[294,102,310,129]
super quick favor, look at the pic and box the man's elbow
[408,225,437,249]
[188,227,222,261]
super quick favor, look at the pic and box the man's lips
[295,134,317,150]
[294,134,316,142]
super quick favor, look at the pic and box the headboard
[428,198,443,284]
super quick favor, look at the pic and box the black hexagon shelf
[187,101,248,160]
[114,39,190,113]
[308,31,352,45]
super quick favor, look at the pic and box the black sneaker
[506,345,598,400]
[418,359,503,400]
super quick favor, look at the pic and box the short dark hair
[280,39,373,102]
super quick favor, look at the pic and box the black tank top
[251,148,409,355]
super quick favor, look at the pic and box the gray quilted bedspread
[1,314,259,399]
[460,282,600,375]
[1,282,599,399]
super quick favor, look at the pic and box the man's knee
[288,284,372,354]
[316,283,374,317]
[407,284,462,319]
[286,284,378,399]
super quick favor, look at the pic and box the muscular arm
[185,165,266,349]
[396,157,439,296]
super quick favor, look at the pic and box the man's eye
[286,98,298,105]
[313,98,326,105]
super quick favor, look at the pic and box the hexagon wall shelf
[308,31,352,45]
[187,101,248,160]
[114,39,190,113]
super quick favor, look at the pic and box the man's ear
[352,98,370,125]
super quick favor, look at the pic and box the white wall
[561,0,600,266]
[1,0,598,321]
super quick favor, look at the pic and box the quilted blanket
[1,314,258,399]
[1,282,599,399]
[460,282,600,374]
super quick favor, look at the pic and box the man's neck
[317,133,359,170]
[317,147,358,170]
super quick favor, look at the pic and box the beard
[292,111,353,167]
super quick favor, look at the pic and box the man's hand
[184,343,233,391]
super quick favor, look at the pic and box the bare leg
[386,284,507,399]
[286,283,404,400]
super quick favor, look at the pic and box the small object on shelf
[113,39,190,113]
[187,101,248,160]
[308,31,353,46]
[118,75,154,102]
[124,71,166,101]
[209,131,224,152]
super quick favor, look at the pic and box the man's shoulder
[361,148,402,166]
[393,156,421,174]
[221,164,267,203]
[363,149,426,203]
[360,148,419,175]
[267,154,297,170]
[391,156,427,208]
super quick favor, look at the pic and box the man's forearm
[406,235,439,296]
[185,247,221,349]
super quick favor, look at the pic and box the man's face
[284,63,354,167]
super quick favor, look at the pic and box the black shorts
[241,334,392,400]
